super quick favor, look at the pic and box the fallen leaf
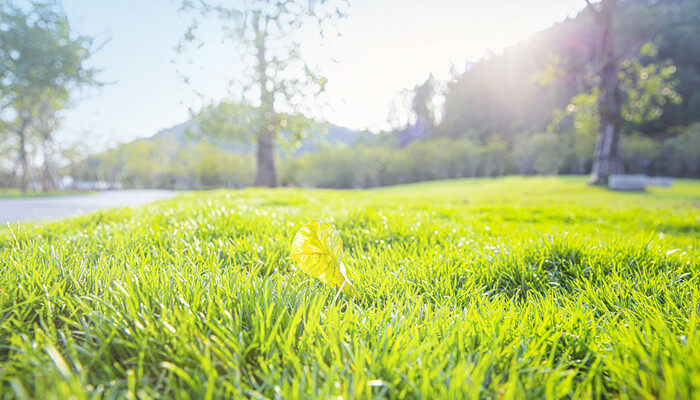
[290,220,355,296]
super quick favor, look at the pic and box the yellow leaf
[290,220,355,297]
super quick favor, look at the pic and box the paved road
[0,190,177,224]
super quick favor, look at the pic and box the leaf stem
[331,281,346,306]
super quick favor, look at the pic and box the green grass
[0,176,698,399]
[0,189,94,198]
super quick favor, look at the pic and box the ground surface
[0,176,698,399]
[0,190,176,223]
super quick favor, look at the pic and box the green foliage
[282,144,390,188]
[71,137,255,189]
[549,44,681,137]
[618,49,682,124]
[282,138,514,189]
[0,0,99,190]
[74,119,698,192]
[282,128,700,189]
[439,0,700,140]
[191,101,323,149]
[547,91,599,174]
[0,177,698,398]
[621,133,660,173]
[0,0,98,106]
[659,123,700,177]
[513,132,567,175]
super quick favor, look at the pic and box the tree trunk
[252,11,278,187]
[37,99,60,191]
[17,118,30,193]
[254,129,277,187]
[589,0,623,185]
[41,132,60,191]
[590,121,622,183]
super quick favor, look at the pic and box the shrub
[660,124,700,177]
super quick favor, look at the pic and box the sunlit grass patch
[0,176,698,399]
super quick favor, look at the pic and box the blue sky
[59,0,587,149]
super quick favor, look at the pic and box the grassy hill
[0,177,698,398]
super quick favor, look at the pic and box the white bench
[646,177,672,187]
[608,174,647,191]
[607,175,673,191]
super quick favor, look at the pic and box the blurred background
[0,0,698,194]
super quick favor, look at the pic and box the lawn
[0,176,698,399]
[0,189,93,198]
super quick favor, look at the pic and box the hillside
[150,119,374,154]
[440,0,700,138]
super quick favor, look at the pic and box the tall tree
[586,0,623,185]
[0,0,98,192]
[177,0,347,187]
[411,74,436,133]
[439,0,697,150]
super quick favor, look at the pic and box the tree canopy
[439,0,699,142]
[0,0,99,191]
[176,0,347,186]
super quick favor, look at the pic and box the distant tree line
[66,119,697,190]
[281,124,698,189]
[69,136,255,189]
